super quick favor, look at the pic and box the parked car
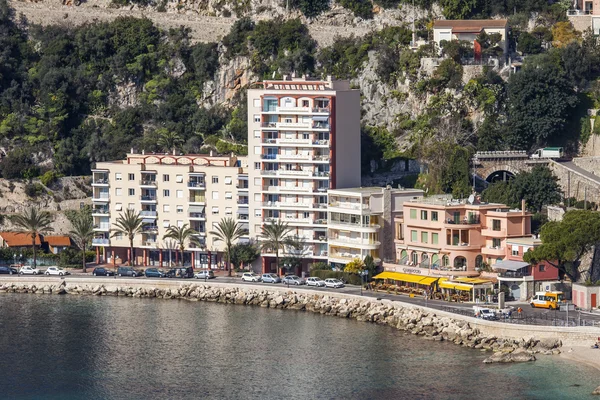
[194,270,215,279]
[282,275,305,285]
[473,307,497,320]
[144,268,165,278]
[117,267,143,277]
[306,277,326,287]
[261,273,281,283]
[241,272,261,282]
[92,267,114,276]
[0,266,16,275]
[45,267,70,276]
[324,278,345,288]
[165,267,194,278]
[19,265,41,275]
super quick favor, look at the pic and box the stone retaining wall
[2,277,599,361]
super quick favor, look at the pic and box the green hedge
[310,270,364,286]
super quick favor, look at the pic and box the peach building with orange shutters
[393,197,532,272]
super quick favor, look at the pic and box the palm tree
[111,209,143,267]
[157,129,184,153]
[67,207,95,273]
[260,220,292,274]
[10,207,54,269]
[210,217,246,277]
[164,224,200,267]
[282,234,310,275]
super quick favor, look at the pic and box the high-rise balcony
[140,210,158,217]
[92,192,110,202]
[140,195,157,202]
[92,207,110,216]
[189,212,206,220]
[188,180,206,189]
[92,238,109,246]
[139,180,157,188]
[93,223,111,232]
[92,178,109,186]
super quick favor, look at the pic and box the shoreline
[560,346,600,372]
[2,277,600,371]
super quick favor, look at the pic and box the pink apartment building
[393,197,532,272]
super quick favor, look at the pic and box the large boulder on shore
[592,385,600,395]
[483,349,536,364]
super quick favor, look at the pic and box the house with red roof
[433,19,509,59]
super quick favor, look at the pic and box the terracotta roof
[44,235,72,247]
[0,232,42,247]
[433,19,508,30]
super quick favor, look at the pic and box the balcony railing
[328,236,381,246]
[329,202,370,211]
[139,180,157,186]
[92,238,109,245]
[189,212,206,219]
[140,195,157,201]
[142,225,158,232]
[92,208,109,214]
[188,181,206,188]
[189,197,206,203]
[142,241,158,247]
[498,271,530,278]
[93,193,109,200]
[140,210,157,217]
[567,9,592,16]
[445,216,481,225]
[238,199,249,204]
[92,178,109,185]
[94,224,110,230]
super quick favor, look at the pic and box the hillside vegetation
[1,0,599,196]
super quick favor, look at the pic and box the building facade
[91,152,248,268]
[491,237,560,301]
[247,77,361,273]
[433,19,509,56]
[327,187,423,267]
[393,197,532,273]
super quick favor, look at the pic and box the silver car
[282,275,305,285]
[261,273,281,283]
[306,277,326,287]
[324,278,345,288]
[241,272,261,282]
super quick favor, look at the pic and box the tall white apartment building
[327,187,424,268]
[91,151,248,268]
[247,77,361,273]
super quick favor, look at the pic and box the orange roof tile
[0,232,42,247]
[44,236,72,247]
[433,19,508,30]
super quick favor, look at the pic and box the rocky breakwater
[0,281,561,364]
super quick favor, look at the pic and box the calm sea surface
[0,294,597,400]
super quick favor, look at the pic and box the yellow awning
[438,278,473,291]
[373,271,438,286]
[454,277,493,285]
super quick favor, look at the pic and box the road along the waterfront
[1,276,599,348]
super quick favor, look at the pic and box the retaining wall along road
[1,277,599,358]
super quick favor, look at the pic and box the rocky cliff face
[0,177,91,234]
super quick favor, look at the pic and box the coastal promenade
[1,276,600,350]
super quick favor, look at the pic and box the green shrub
[338,0,373,19]
[289,0,330,17]
[40,170,62,187]
[24,183,45,198]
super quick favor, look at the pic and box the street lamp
[359,270,368,296]
[284,263,290,288]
